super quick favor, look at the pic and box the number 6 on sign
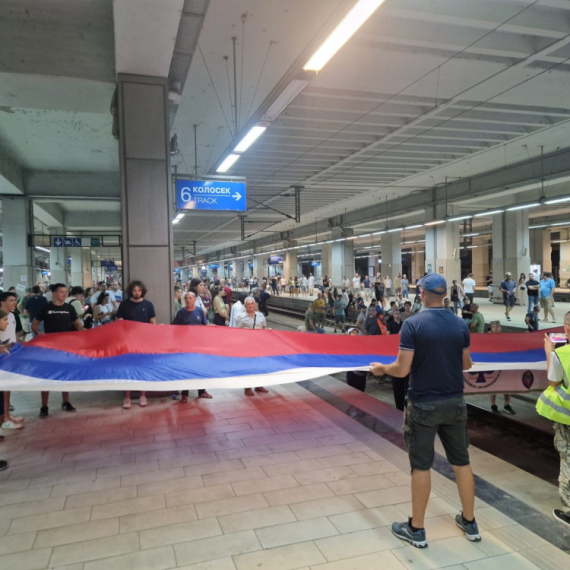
[180,187,192,202]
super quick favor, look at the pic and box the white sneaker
[122,398,131,409]
[9,415,23,423]
[139,396,148,407]
[2,420,23,430]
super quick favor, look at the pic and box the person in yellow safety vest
[538,310,570,529]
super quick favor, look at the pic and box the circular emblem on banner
[464,371,501,389]
[521,370,534,390]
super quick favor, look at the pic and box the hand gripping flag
[0,321,547,392]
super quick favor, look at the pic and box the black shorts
[403,397,470,471]
[503,295,515,307]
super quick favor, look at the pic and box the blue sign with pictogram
[176,180,246,212]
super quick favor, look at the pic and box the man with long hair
[116,280,157,409]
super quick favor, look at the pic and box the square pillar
[380,230,402,279]
[253,256,265,279]
[1,197,34,291]
[492,211,531,301]
[284,250,298,279]
[118,74,173,324]
[331,229,354,287]
[411,249,425,282]
[425,222,460,283]
[320,243,332,281]
[471,243,489,285]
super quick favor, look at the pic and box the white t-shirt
[462,278,476,294]
[385,278,392,289]
[353,277,360,288]
[342,279,350,289]
[548,352,570,389]
[0,312,17,344]
[308,276,314,287]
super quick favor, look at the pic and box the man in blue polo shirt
[540,271,556,323]
[370,274,479,548]
[172,291,212,400]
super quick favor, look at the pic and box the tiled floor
[1,381,569,570]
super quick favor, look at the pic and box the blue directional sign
[63,238,73,247]
[176,180,246,212]
[52,236,64,247]
[72,238,82,247]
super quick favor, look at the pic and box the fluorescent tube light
[404,224,423,230]
[172,213,185,225]
[35,246,51,253]
[324,240,334,243]
[544,197,570,205]
[216,153,240,173]
[467,245,478,249]
[372,231,386,235]
[387,227,401,233]
[462,233,479,237]
[234,126,267,153]
[335,238,346,242]
[261,79,309,122]
[474,210,504,217]
[506,203,540,211]
[346,236,358,240]
[529,225,547,229]
[447,215,473,222]
[424,220,445,226]
[359,233,372,237]
[304,0,386,71]
[549,221,570,227]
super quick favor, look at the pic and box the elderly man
[234,296,268,396]
[173,292,212,400]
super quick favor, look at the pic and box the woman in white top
[93,292,116,326]
[234,297,268,397]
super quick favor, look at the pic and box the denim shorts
[403,397,470,471]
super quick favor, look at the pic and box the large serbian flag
[0,321,547,391]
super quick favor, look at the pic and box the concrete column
[253,256,265,279]
[492,211,531,301]
[284,250,298,278]
[471,243,489,285]
[425,222,460,283]
[70,249,84,287]
[320,243,332,281]
[543,230,552,273]
[1,197,34,291]
[411,249,425,282]
[368,255,376,280]
[118,74,173,324]
[559,230,570,285]
[331,229,354,287]
[235,260,244,283]
[49,229,68,285]
[381,230,402,279]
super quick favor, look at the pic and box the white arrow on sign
[54,238,62,246]
[233,191,242,201]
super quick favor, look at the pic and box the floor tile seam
[292,380,570,555]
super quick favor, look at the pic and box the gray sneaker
[391,519,427,548]
[455,513,481,541]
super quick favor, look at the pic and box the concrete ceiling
[171,0,570,260]
[4,0,570,264]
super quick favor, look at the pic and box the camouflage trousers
[554,422,570,514]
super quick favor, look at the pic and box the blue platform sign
[268,255,284,265]
[176,180,246,212]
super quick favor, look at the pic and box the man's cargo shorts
[403,396,470,471]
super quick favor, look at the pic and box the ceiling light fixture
[234,125,267,153]
[372,231,386,235]
[474,210,504,217]
[461,233,479,237]
[35,246,51,253]
[549,221,570,227]
[216,153,240,173]
[404,224,423,230]
[506,203,540,211]
[359,233,372,237]
[304,0,386,72]
[172,213,185,225]
[447,215,473,222]
[529,224,547,229]
[261,78,310,122]
[424,220,445,226]
[544,197,570,205]
[387,227,402,233]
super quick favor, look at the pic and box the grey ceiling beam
[0,145,24,195]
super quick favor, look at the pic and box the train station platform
[2,375,569,569]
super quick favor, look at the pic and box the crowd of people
[1,268,569,534]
